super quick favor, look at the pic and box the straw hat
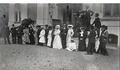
[55,25,60,28]
[67,24,73,28]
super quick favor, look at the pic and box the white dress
[47,30,52,47]
[66,29,74,47]
[66,42,77,51]
[39,29,45,43]
[53,29,62,49]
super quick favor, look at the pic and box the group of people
[0,5,109,56]
[8,21,109,56]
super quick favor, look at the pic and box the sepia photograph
[0,2,119,70]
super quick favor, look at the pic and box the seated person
[66,39,77,51]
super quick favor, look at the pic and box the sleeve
[71,29,74,36]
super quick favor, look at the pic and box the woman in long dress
[47,26,53,47]
[78,27,87,51]
[53,25,62,49]
[23,27,30,44]
[39,26,45,46]
[66,25,74,48]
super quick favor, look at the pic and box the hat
[80,27,85,30]
[67,24,73,28]
[101,25,106,28]
[55,25,60,28]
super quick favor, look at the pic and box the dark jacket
[100,30,108,43]
[85,10,94,20]
[17,26,23,37]
[2,26,10,37]
[10,27,17,36]
[92,17,101,29]
[88,30,96,43]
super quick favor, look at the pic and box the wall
[28,4,37,21]
[0,4,9,31]
[8,3,28,27]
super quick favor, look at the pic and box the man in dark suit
[92,13,101,37]
[10,24,17,44]
[87,26,96,55]
[3,25,11,44]
[84,6,94,30]
[37,25,41,45]
[97,25,109,56]
[17,25,23,44]
[61,24,68,49]
[45,25,49,46]
[50,26,55,48]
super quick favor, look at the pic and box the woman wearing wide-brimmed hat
[66,24,74,48]
[52,25,62,49]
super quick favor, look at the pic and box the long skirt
[66,36,72,47]
[23,35,30,43]
[53,35,62,49]
[78,39,86,51]
[47,36,52,47]
[39,36,45,43]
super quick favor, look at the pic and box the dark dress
[78,30,87,51]
[29,27,35,44]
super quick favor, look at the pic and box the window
[14,3,21,22]
[104,4,120,17]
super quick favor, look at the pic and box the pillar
[36,4,44,25]
[21,3,28,20]
[8,3,15,27]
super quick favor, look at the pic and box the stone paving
[0,44,119,70]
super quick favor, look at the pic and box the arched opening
[14,3,21,23]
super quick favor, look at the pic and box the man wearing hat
[97,25,109,56]
[10,24,17,44]
[87,25,96,55]
[84,6,94,29]
[61,24,68,49]
[92,13,101,37]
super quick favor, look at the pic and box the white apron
[95,38,100,52]
[47,30,52,47]
[39,29,45,43]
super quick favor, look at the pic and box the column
[8,3,15,27]
[21,3,28,20]
[36,4,44,25]
[43,4,52,25]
